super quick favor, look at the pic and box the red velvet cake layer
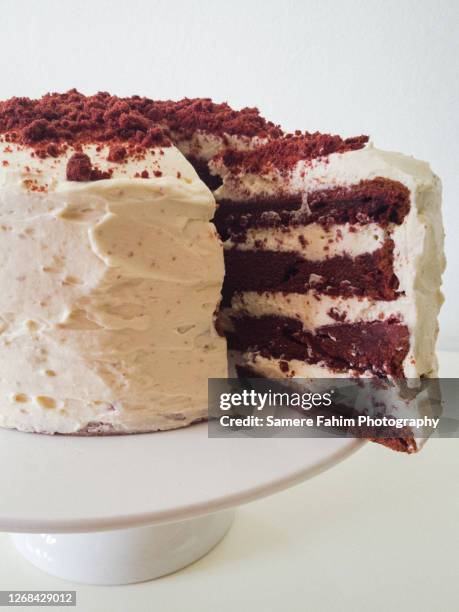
[228,315,410,377]
[213,178,410,241]
[233,363,417,453]
[222,239,400,304]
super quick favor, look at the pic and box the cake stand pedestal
[0,418,364,585]
[9,510,236,584]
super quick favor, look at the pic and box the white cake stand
[1,352,453,585]
[0,422,362,584]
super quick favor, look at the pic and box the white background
[0,0,458,348]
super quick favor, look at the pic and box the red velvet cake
[0,91,445,448]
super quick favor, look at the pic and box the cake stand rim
[1,434,364,534]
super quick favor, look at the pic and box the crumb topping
[0,90,172,158]
[155,97,283,140]
[0,91,371,187]
[0,90,281,159]
[220,132,369,175]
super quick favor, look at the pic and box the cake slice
[212,133,445,383]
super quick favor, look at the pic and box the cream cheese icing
[225,222,386,259]
[228,292,410,330]
[174,131,268,162]
[0,143,227,433]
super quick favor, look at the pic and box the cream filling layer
[229,291,407,329]
[175,131,267,162]
[214,143,438,201]
[241,353,355,379]
[225,223,385,259]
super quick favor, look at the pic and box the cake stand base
[10,509,235,585]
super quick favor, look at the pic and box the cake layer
[222,239,399,303]
[233,358,418,453]
[226,289,417,379]
[227,315,410,377]
[213,178,410,242]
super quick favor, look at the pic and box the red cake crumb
[279,360,289,373]
[66,152,92,181]
[107,145,127,162]
[327,307,347,322]
[46,143,60,157]
[90,167,112,181]
[134,170,150,178]
[66,152,112,182]
[221,132,369,175]
[298,235,308,248]
[23,178,48,192]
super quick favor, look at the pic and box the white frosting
[229,291,408,329]
[226,222,385,259]
[244,353,354,379]
[0,143,227,434]
[217,144,445,378]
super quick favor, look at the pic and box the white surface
[0,417,362,533]
[1,438,457,611]
[0,0,457,350]
[10,510,235,585]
